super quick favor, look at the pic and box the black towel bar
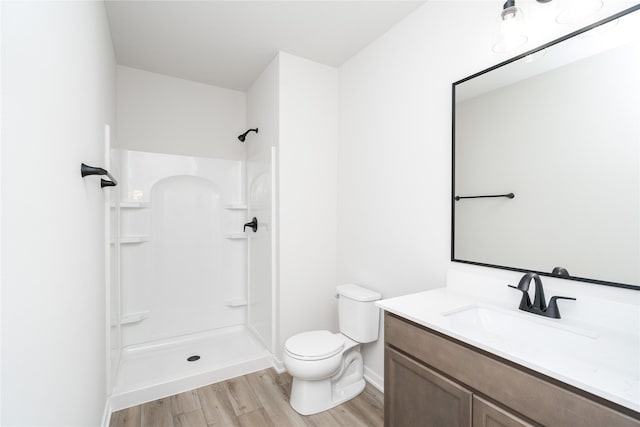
[81,163,118,188]
[455,193,514,201]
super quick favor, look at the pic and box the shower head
[238,128,258,142]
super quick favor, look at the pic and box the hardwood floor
[110,369,384,427]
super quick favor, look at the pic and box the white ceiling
[105,1,426,91]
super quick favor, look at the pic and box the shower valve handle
[244,217,258,233]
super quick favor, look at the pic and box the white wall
[278,52,339,359]
[1,2,116,425]
[0,2,4,422]
[337,0,638,386]
[116,66,246,160]
[247,55,279,352]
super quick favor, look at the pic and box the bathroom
[2,0,639,426]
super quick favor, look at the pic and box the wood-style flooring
[109,369,384,427]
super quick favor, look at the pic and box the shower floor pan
[110,325,273,410]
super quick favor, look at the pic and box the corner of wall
[277,52,339,355]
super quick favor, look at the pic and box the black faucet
[508,272,576,319]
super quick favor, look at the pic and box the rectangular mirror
[452,5,640,290]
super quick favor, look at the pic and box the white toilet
[283,284,381,415]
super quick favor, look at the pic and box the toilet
[283,284,381,415]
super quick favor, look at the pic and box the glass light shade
[492,5,528,53]
[556,0,603,24]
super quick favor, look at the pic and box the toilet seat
[285,330,344,361]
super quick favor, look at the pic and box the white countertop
[376,269,640,413]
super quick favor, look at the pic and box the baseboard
[101,398,112,427]
[364,366,384,393]
[271,355,286,373]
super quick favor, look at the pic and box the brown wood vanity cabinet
[384,312,640,427]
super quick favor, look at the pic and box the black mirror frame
[451,4,640,291]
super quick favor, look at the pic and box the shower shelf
[224,233,247,240]
[116,201,150,209]
[224,298,248,307]
[224,203,248,210]
[120,311,150,325]
[118,235,151,244]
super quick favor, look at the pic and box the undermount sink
[442,304,599,352]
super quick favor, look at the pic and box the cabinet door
[385,347,472,427]
[473,396,535,427]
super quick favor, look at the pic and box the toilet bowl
[284,330,346,379]
[284,331,365,415]
[283,284,381,415]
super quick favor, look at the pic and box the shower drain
[187,355,201,362]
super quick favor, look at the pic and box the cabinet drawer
[385,312,640,427]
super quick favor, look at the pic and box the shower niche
[109,149,273,409]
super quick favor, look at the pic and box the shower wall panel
[247,150,274,352]
[246,58,279,353]
[116,149,247,347]
[109,137,122,392]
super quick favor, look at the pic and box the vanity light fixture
[493,0,605,53]
[492,0,528,53]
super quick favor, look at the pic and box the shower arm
[81,163,118,188]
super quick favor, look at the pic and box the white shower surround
[117,149,249,346]
[110,149,273,407]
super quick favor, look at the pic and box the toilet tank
[336,284,382,343]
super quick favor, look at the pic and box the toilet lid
[285,330,344,361]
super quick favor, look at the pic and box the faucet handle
[544,296,576,319]
[508,284,532,309]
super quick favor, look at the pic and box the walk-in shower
[108,149,275,409]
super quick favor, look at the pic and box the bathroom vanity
[384,313,638,427]
[377,269,640,427]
